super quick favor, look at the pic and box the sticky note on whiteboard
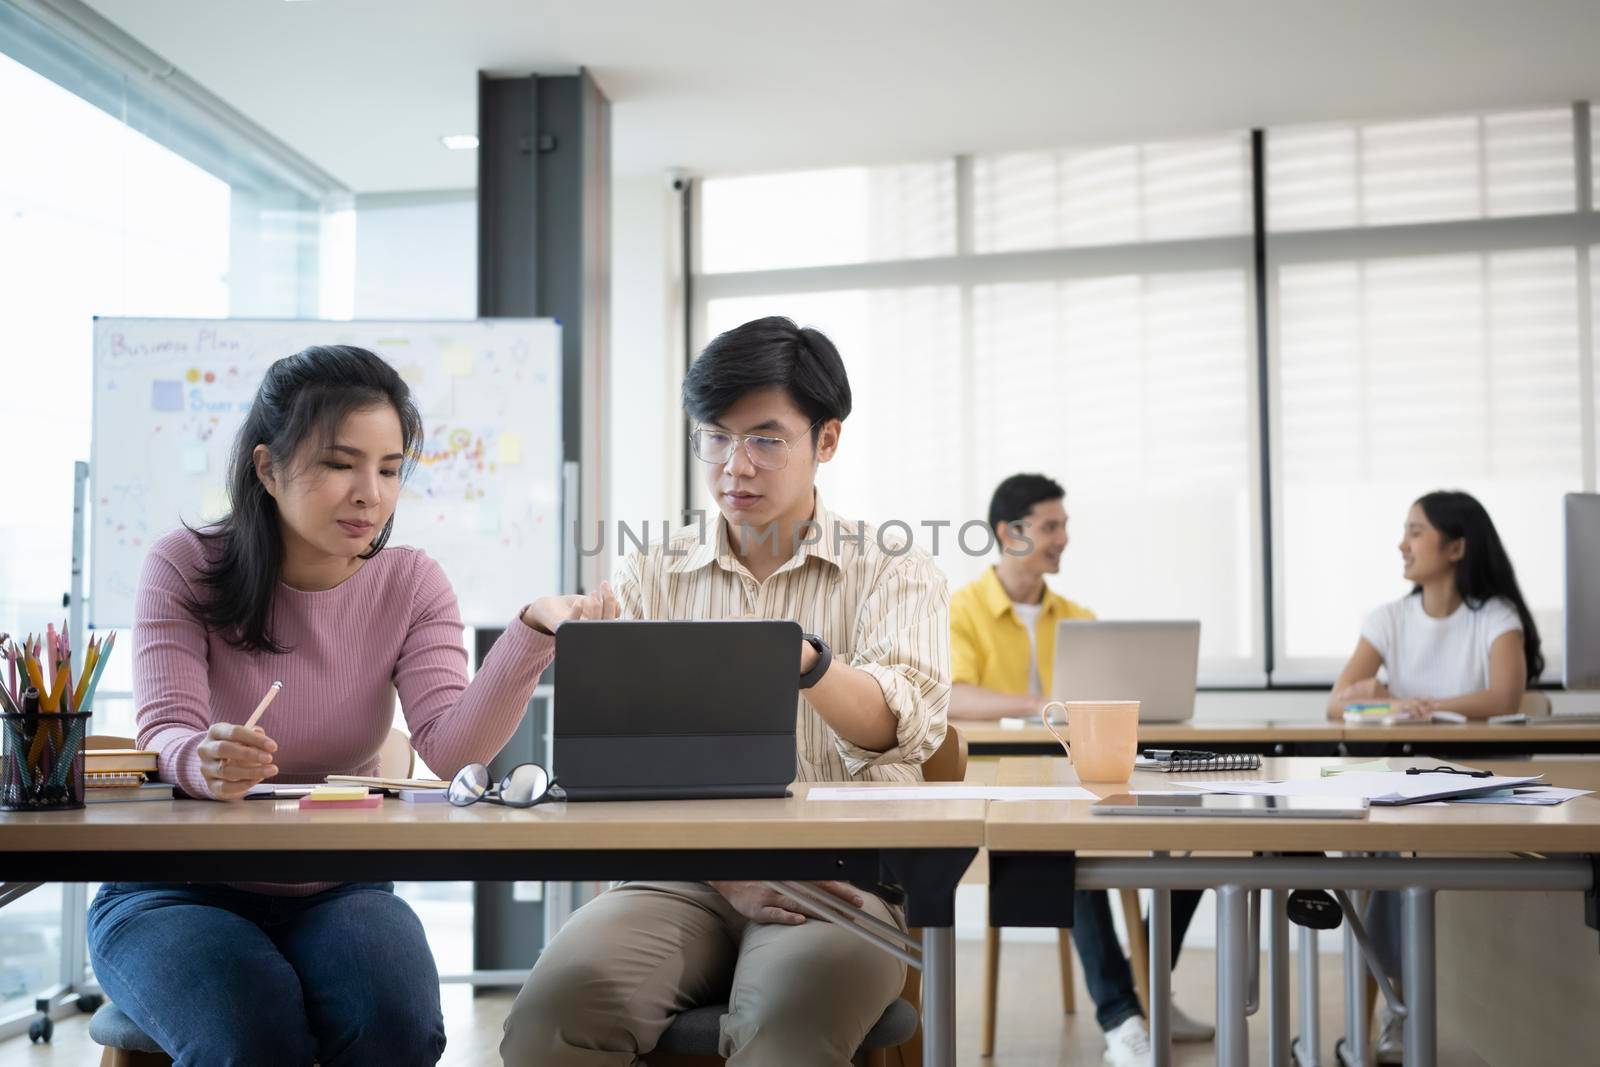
[151,380,183,412]
[201,489,228,519]
[443,343,474,377]
[182,445,208,474]
[497,432,523,465]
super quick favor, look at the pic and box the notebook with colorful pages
[1136,750,1262,772]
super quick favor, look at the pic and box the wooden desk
[982,756,1600,1067]
[987,756,1600,854]
[2,786,984,1067]
[1342,719,1600,757]
[0,787,986,858]
[961,717,1600,759]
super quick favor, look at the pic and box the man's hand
[710,880,865,926]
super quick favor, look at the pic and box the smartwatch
[798,633,832,690]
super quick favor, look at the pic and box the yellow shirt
[949,567,1096,697]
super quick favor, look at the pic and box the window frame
[691,103,1600,691]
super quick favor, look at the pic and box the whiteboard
[91,317,562,629]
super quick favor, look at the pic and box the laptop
[553,620,800,800]
[1050,620,1201,722]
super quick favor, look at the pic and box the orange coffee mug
[1041,700,1140,782]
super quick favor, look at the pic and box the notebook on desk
[1136,750,1261,772]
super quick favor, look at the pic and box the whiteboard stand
[69,460,88,678]
[562,460,579,595]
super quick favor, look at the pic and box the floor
[0,938,1495,1067]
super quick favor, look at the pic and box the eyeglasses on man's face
[689,420,821,471]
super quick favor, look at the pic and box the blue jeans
[1072,888,1205,1032]
[88,882,446,1067]
[1366,889,1404,986]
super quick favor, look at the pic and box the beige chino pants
[501,880,907,1066]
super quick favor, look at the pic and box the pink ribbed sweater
[133,528,554,892]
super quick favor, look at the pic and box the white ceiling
[86,0,1600,194]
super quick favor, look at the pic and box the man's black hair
[682,316,852,440]
[988,473,1065,537]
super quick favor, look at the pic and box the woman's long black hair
[189,346,423,653]
[1414,490,1544,684]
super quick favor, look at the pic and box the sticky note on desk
[298,792,382,810]
[306,786,369,800]
[399,788,450,803]
[1322,759,1391,777]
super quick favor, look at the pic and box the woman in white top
[1325,490,1544,1063]
[1327,489,1544,721]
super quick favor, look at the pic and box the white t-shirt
[1359,594,1523,699]
[1012,600,1044,696]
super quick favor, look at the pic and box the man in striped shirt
[502,316,951,1066]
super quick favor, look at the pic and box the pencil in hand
[245,681,283,730]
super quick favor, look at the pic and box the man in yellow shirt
[949,474,1210,1064]
[949,475,1092,717]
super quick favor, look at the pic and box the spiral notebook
[1136,750,1262,772]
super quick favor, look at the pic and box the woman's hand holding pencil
[198,681,282,801]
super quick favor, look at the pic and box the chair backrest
[1519,690,1554,718]
[921,724,967,783]
[377,727,415,778]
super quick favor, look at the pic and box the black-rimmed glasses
[447,761,564,808]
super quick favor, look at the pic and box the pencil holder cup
[1,711,90,811]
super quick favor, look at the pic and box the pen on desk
[245,681,283,730]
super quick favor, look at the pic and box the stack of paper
[1175,771,1542,806]
[1439,786,1592,806]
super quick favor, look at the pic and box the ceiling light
[440,134,479,151]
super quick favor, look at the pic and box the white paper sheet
[1170,771,1543,805]
[805,785,1098,802]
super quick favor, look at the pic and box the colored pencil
[77,632,115,714]
[73,640,98,711]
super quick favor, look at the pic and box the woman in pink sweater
[87,345,582,1067]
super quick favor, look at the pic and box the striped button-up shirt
[612,494,950,783]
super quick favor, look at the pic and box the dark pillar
[471,67,609,983]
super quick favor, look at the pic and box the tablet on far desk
[1091,793,1370,819]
